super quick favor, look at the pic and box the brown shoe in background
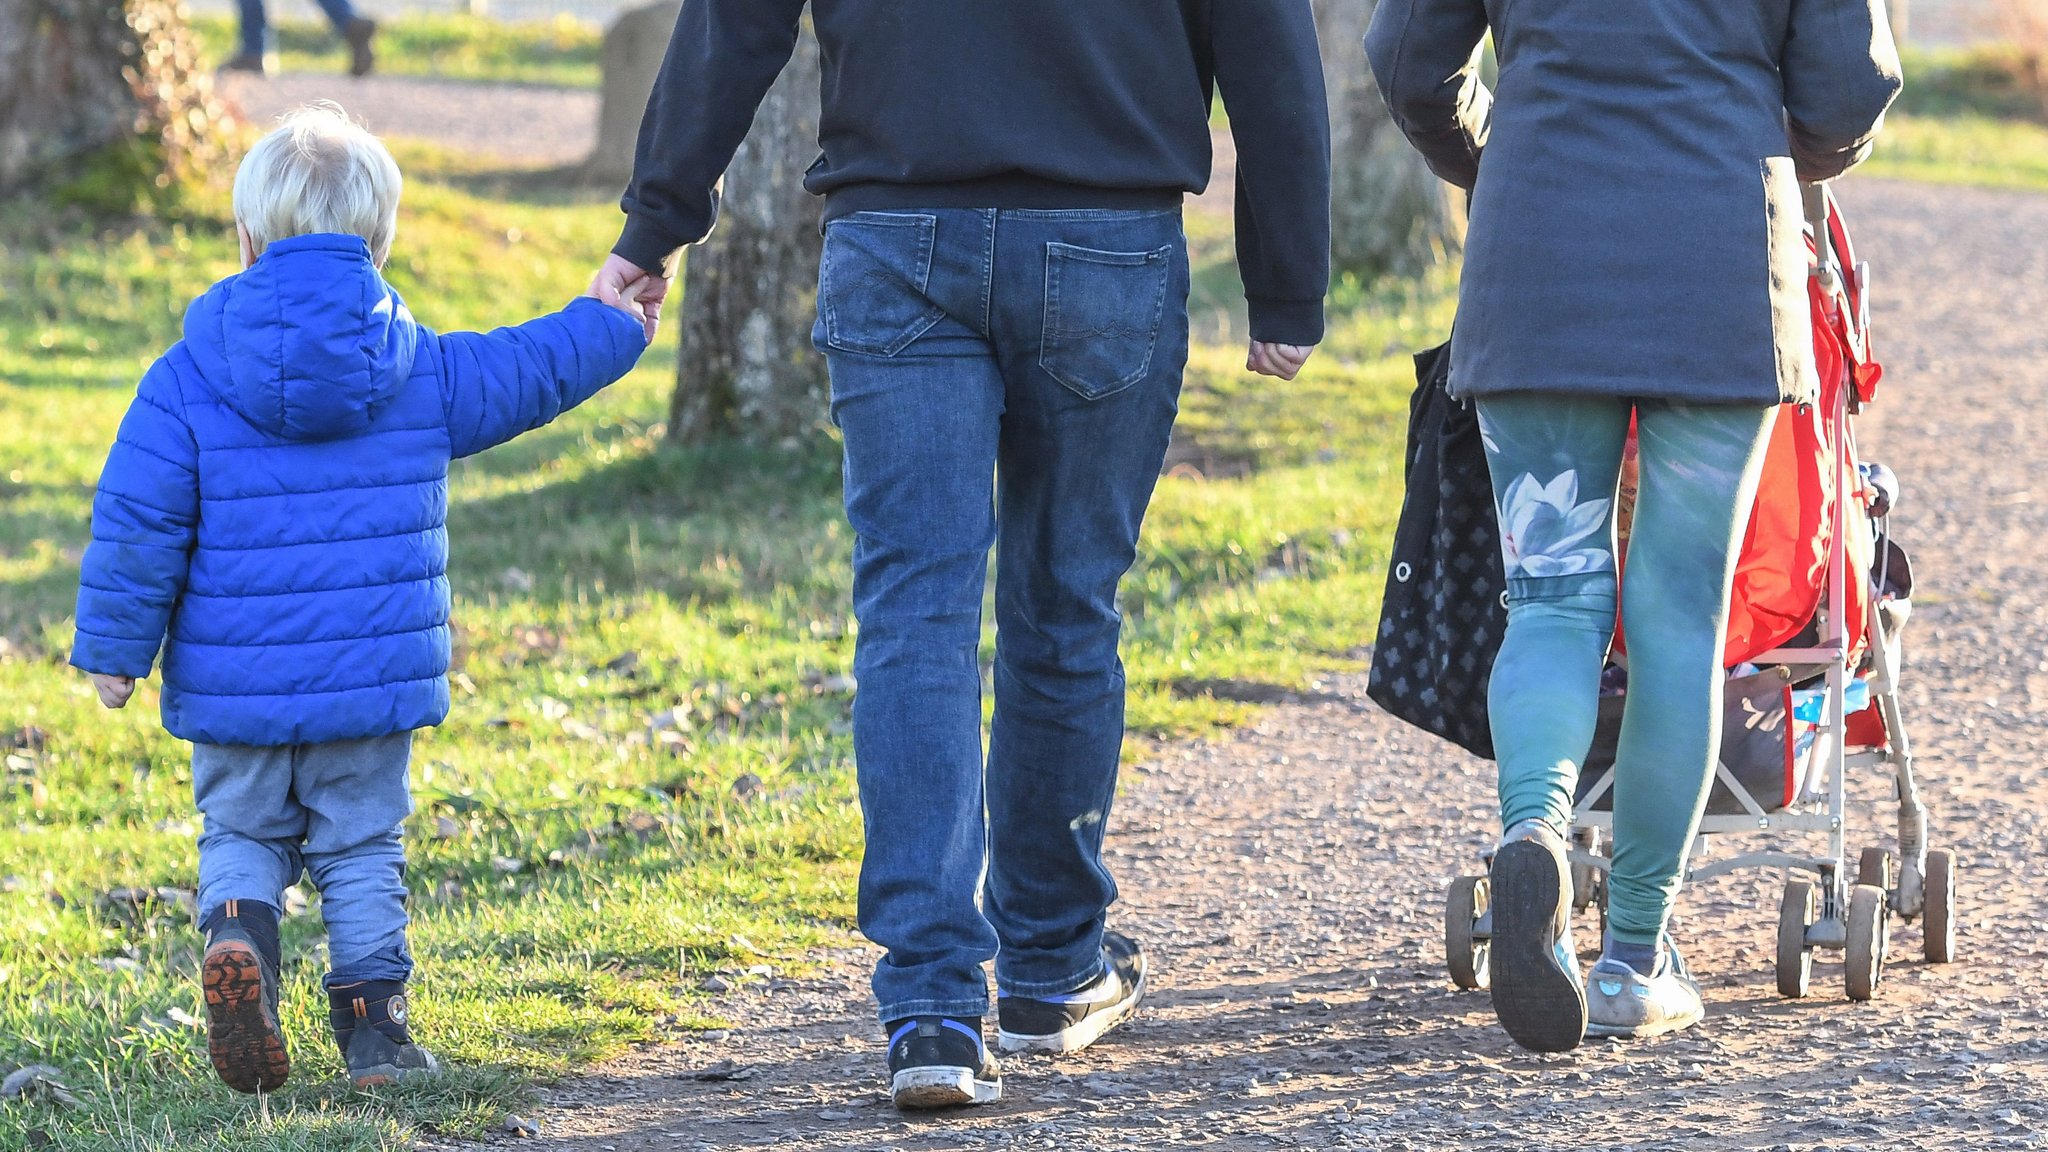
[219,52,268,75]
[345,17,377,77]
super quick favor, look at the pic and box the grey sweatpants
[192,732,414,988]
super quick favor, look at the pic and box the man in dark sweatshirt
[590,0,1330,1109]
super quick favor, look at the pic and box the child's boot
[329,980,440,1088]
[200,899,291,1094]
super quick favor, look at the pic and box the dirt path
[217,72,598,166]
[491,177,2048,1151]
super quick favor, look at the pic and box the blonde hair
[232,102,402,263]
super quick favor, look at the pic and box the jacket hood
[184,234,420,441]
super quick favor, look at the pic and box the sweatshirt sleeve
[1782,0,1903,182]
[439,298,650,460]
[1212,0,1333,346]
[1364,0,1493,192]
[70,364,199,679]
[613,0,811,275]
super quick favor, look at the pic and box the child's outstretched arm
[438,297,650,459]
[70,366,200,706]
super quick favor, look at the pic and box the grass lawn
[186,12,603,88]
[0,142,1438,1148]
[1863,111,2048,191]
[1859,45,2048,191]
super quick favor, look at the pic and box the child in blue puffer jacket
[68,103,649,1093]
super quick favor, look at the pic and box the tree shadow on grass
[445,436,849,612]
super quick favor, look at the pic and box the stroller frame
[1442,185,1958,1003]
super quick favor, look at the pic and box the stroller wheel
[1923,849,1958,964]
[1445,875,1491,991]
[1857,846,1893,895]
[1845,883,1889,1002]
[1776,879,1816,999]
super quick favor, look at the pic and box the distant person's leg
[819,209,1005,1107]
[307,0,379,78]
[226,0,268,70]
[981,207,1188,1055]
[1474,391,1630,1053]
[1586,400,1773,1038]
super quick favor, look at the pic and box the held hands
[1248,341,1315,381]
[90,673,135,710]
[587,253,670,344]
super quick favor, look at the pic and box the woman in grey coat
[1367,0,1900,1051]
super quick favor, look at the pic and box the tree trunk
[668,21,825,447]
[586,0,680,184]
[0,0,232,198]
[1314,0,1466,282]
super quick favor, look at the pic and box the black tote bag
[1366,340,1507,760]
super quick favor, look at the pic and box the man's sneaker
[330,982,440,1088]
[344,17,377,77]
[200,899,291,1094]
[885,1017,1001,1109]
[1487,819,1587,1053]
[995,930,1148,1054]
[1585,943,1705,1040]
[218,53,267,74]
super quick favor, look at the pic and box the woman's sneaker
[1585,943,1705,1039]
[200,900,291,1094]
[1487,819,1587,1053]
[886,1017,1001,1109]
[330,981,440,1088]
[995,930,1148,1054]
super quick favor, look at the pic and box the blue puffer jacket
[70,233,647,746]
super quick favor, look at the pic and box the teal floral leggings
[1476,394,1776,946]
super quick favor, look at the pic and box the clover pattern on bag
[1498,471,1612,579]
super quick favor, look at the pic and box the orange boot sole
[202,939,291,1093]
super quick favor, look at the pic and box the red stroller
[1444,185,1957,1002]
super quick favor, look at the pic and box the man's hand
[91,673,135,710]
[1247,341,1315,381]
[588,253,670,343]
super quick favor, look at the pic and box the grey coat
[1366,0,1902,406]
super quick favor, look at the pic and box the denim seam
[980,209,996,337]
[999,208,1180,222]
[998,955,1107,999]
[876,996,991,1024]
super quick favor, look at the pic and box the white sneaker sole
[1586,1004,1705,1040]
[995,963,1149,1055]
[890,1065,1002,1109]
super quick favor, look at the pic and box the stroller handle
[1804,182,1839,284]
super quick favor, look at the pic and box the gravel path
[488,178,2048,1151]
[217,72,598,165]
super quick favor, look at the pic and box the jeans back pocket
[818,213,946,358]
[1040,241,1175,400]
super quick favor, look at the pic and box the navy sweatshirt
[614,0,1332,345]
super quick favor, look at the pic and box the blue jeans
[1476,395,1775,946]
[816,207,1191,1023]
[236,0,360,58]
[192,733,415,989]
